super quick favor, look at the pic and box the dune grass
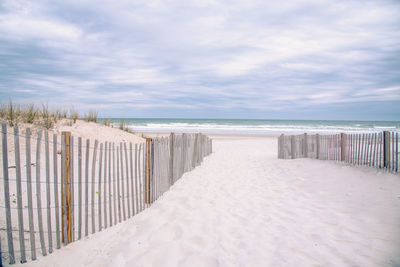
[102,119,112,127]
[85,110,98,122]
[118,119,135,133]
[0,101,84,128]
[70,109,79,123]
[0,101,136,135]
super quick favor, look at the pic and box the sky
[0,0,400,120]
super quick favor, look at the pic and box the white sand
[45,119,145,144]
[15,137,400,267]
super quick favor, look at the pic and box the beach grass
[0,101,84,128]
[70,109,79,123]
[102,119,112,127]
[118,119,135,133]
[85,110,98,122]
[0,102,140,136]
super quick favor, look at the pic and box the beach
[14,133,400,267]
[2,0,399,264]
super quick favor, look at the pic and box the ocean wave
[115,121,399,135]
[374,126,396,129]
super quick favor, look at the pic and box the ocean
[101,118,400,135]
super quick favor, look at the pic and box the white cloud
[0,0,399,118]
[0,15,82,41]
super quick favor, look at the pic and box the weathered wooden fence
[278,131,399,173]
[0,123,212,265]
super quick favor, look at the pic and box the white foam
[123,122,398,135]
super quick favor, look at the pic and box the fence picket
[392,133,395,172]
[396,132,398,173]
[53,134,60,249]
[378,133,382,168]
[333,135,336,161]
[70,136,75,242]
[349,134,352,164]
[25,128,36,260]
[36,130,47,255]
[112,143,117,225]
[142,143,146,210]
[109,142,113,227]
[368,134,373,166]
[119,143,126,221]
[14,126,26,262]
[370,133,374,166]
[358,134,361,164]
[138,143,142,211]
[2,123,15,264]
[345,134,349,163]
[134,143,139,214]
[354,134,357,165]
[78,137,82,240]
[124,143,131,218]
[362,134,366,165]
[350,134,353,164]
[363,133,368,165]
[44,131,52,254]
[130,143,135,215]
[104,141,108,229]
[91,140,98,233]
[85,139,90,237]
[61,134,67,246]
[98,143,103,231]
[116,146,122,222]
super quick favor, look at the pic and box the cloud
[0,0,399,119]
[0,15,82,41]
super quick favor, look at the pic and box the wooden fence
[0,123,212,265]
[278,131,399,173]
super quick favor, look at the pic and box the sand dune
[18,137,400,267]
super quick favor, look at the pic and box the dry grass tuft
[85,110,98,122]
[0,101,87,129]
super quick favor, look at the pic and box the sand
[13,135,400,267]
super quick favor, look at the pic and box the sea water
[101,118,400,135]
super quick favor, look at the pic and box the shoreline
[102,118,400,135]
[137,131,280,139]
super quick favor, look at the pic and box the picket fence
[0,123,212,265]
[278,131,399,173]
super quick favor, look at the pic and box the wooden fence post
[383,131,389,168]
[341,133,346,161]
[316,134,320,159]
[61,131,72,244]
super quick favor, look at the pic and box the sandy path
[20,137,400,267]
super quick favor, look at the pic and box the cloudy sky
[1,0,399,120]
